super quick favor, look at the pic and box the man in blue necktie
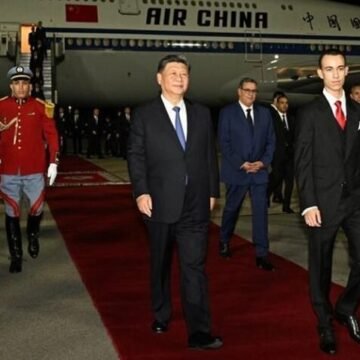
[127,54,222,350]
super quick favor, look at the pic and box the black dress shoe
[334,312,360,343]
[219,242,231,258]
[256,257,275,271]
[318,326,337,355]
[282,207,295,214]
[188,332,223,350]
[9,258,22,273]
[151,320,168,333]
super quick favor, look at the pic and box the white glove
[47,163,58,186]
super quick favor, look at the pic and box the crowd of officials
[55,106,131,159]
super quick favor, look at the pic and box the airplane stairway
[18,50,52,102]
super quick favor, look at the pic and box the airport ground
[0,155,351,359]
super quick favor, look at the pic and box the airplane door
[119,0,140,15]
[244,30,262,62]
[20,25,32,54]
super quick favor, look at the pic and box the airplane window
[146,39,153,47]
[199,1,204,5]
[143,0,148,4]
[151,0,156,4]
[252,3,257,9]
[212,42,218,49]
[281,4,286,10]
[228,42,234,49]
[175,0,180,5]
[206,1,211,7]
[288,5,293,10]
[120,39,127,47]
[183,0,188,5]
[229,2,234,8]
[103,39,110,47]
[155,40,162,48]
[192,1,197,5]
[76,38,83,46]
[85,38,92,47]
[245,3,249,8]
[214,1,219,6]
[137,39,144,48]
[220,42,226,49]
[159,0,164,4]
[111,39,119,47]
[94,39,101,46]
[222,2,227,7]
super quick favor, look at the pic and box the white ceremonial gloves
[47,163,58,186]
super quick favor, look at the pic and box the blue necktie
[246,108,254,135]
[173,106,186,150]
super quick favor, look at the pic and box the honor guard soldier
[0,65,59,273]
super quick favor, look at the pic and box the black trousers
[145,189,211,336]
[268,155,294,209]
[308,197,360,327]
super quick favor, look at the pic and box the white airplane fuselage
[0,0,359,107]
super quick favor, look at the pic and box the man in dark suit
[127,54,222,350]
[267,94,295,213]
[86,107,103,159]
[69,108,84,155]
[218,77,276,271]
[295,49,360,355]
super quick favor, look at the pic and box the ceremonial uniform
[0,65,59,273]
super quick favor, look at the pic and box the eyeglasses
[241,88,258,94]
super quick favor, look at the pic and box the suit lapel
[318,95,343,153]
[156,97,186,152]
[184,100,194,153]
[345,100,359,160]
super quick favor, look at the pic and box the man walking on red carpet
[127,54,222,350]
[0,65,59,273]
[295,49,360,355]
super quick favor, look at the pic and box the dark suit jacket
[295,95,360,223]
[218,102,275,185]
[271,110,295,164]
[127,97,219,223]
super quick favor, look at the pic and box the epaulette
[35,98,55,118]
[35,98,45,105]
[0,96,9,102]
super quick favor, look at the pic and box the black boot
[5,215,23,273]
[26,213,42,258]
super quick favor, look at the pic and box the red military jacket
[0,96,59,175]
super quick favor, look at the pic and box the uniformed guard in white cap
[0,64,59,273]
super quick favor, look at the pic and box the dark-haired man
[218,78,275,270]
[295,49,360,354]
[267,94,295,213]
[127,54,222,349]
[350,84,360,104]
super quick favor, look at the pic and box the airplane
[0,0,359,108]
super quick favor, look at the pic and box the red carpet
[46,156,360,359]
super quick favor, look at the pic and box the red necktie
[335,100,346,130]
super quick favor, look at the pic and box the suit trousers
[145,188,211,336]
[220,183,269,257]
[308,197,360,327]
[268,155,294,209]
